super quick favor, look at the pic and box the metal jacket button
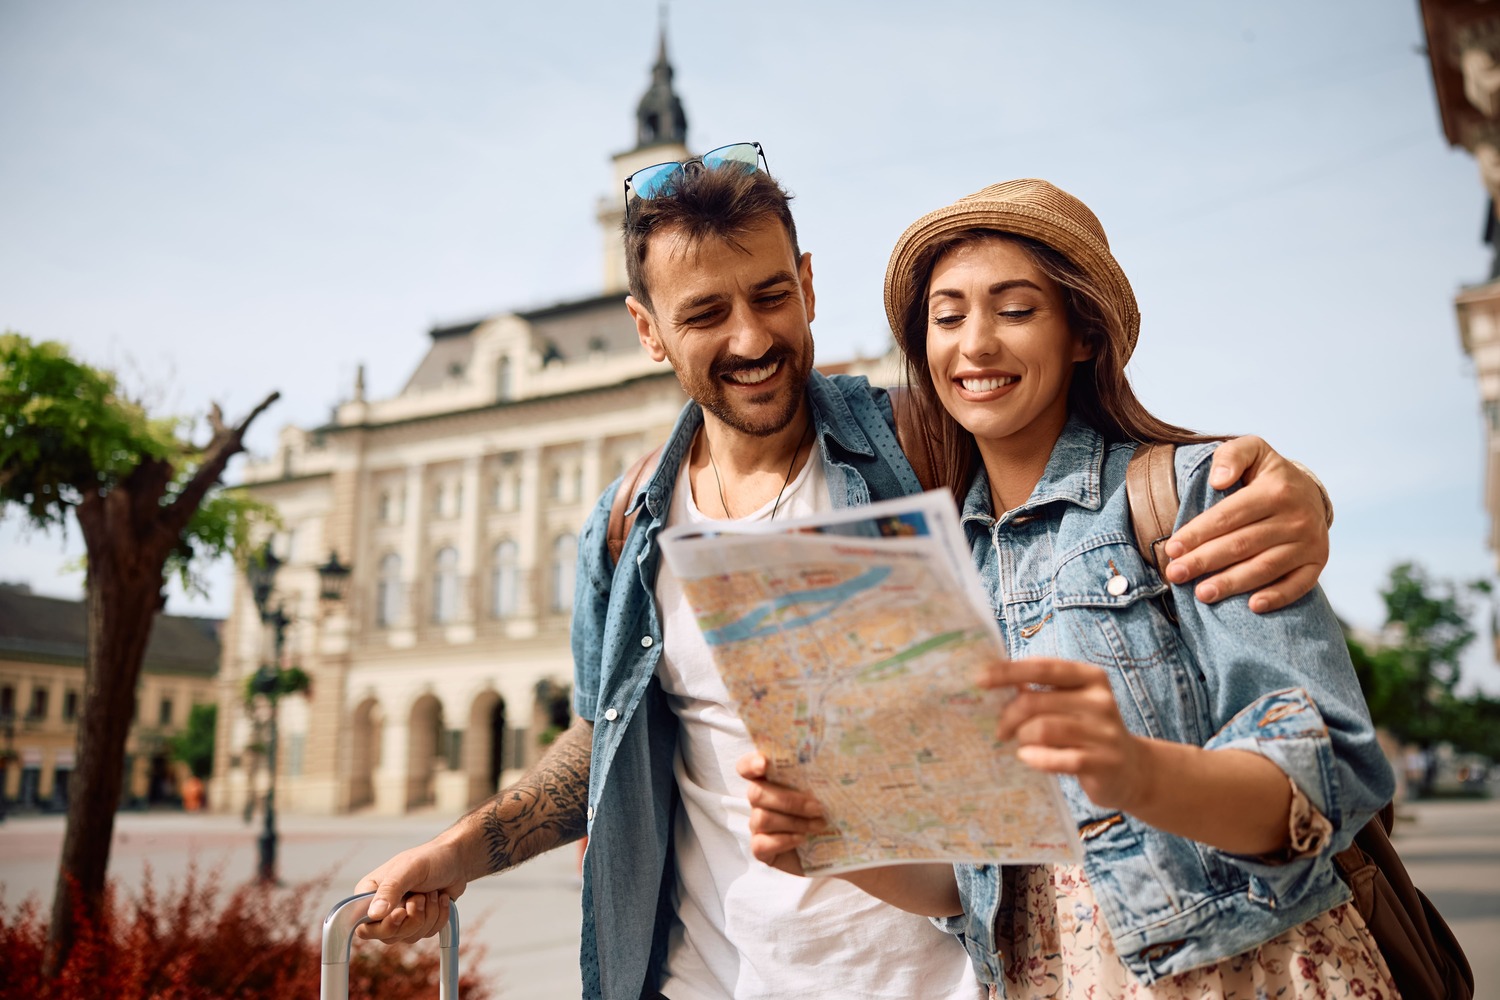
[1106,574,1129,597]
[641,635,654,648]
[604,707,619,721]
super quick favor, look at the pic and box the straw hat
[883,178,1140,361]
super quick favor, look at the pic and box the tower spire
[635,3,687,149]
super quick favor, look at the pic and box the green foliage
[171,487,279,596]
[1350,561,1500,767]
[243,665,312,705]
[1374,562,1480,746]
[0,332,277,586]
[167,703,218,780]
[0,333,179,529]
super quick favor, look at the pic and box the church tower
[598,14,691,293]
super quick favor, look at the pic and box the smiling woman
[744,180,1405,999]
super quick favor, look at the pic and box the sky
[2,1,1497,691]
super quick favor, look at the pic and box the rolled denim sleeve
[1167,446,1394,905]
[571,481,619,723]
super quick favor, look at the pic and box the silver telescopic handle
[320,890,460,1000]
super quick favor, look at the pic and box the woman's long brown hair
[896,229,1222,497]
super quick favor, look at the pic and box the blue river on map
[700,566,893,645]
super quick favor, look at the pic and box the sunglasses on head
[622,141,768,221]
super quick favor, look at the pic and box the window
[433,485,447,518]
[432,547,460,624]
[27,687,48,722]
[62,690,79,723]
[550,534,577,612]
[159,697,174,728]
[491,540,519,619]
[453,482,463,518]
[497,357,513,401]
[376,554,403,627]
[288,733,306,777]
[378,491,393,523]
[0,685,14,720]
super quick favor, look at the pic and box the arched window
[376,554,403,627]
[491,540,519,619]
[550,533,577,612]
[432,547,460,624]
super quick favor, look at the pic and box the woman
[744,179,1398,998]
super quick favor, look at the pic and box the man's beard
[674,346,812,438]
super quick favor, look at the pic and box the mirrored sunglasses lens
[630,163,683,199]
[702,143,760,174]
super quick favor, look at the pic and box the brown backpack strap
[886,385,939,493]
[608,445,663,566]
[1125,442,1178,581]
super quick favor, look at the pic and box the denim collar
[628,368,877,522]
[959,415,1106,526]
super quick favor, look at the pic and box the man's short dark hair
[622,165,800,312]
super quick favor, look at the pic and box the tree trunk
[41,390,277,978]
[43,515,167,975]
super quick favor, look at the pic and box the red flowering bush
[0,864,491,999]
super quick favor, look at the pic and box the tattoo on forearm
[479,720,592,875]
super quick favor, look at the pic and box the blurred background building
[0,584,218,811]
[1428,0,1500,583]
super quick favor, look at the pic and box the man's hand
[353,837,471,944]
[1164,435,1330,613]
[737,752,827,875]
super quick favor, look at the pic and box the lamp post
[245,540,286,885]
[243,543,354,884]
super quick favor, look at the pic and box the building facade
[0,584,219,810]
[1424,0,1500,566]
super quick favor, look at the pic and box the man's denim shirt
[941,417,1393,989]
[569,371,923,1000]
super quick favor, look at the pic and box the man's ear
[626,295,668,363]
[798,252,816,324]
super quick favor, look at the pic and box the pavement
[1,799,1497,999]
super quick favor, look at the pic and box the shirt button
[1107,574,1129,597]
[604,707,619,721]
[640,635,654,648]
[587,806,595,822]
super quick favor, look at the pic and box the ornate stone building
[210,32,893,816]
[1425,0,1500,564]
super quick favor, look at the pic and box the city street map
[659,491,1080,875]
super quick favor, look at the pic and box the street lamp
[317,550,353,603]
[246,540,287,884]
[244,542,354,884]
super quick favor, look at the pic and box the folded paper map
[659,490,1080,875]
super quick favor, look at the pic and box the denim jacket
[940,417,1393,988]
[569,371,924,1000]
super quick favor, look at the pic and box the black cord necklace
[704,422,813,521]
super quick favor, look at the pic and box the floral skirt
[993,863,1401,999]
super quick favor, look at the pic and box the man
[355,150,1332,999]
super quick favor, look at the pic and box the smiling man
[352,148,1333,1000]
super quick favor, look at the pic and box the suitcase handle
[320,890,460,1000]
